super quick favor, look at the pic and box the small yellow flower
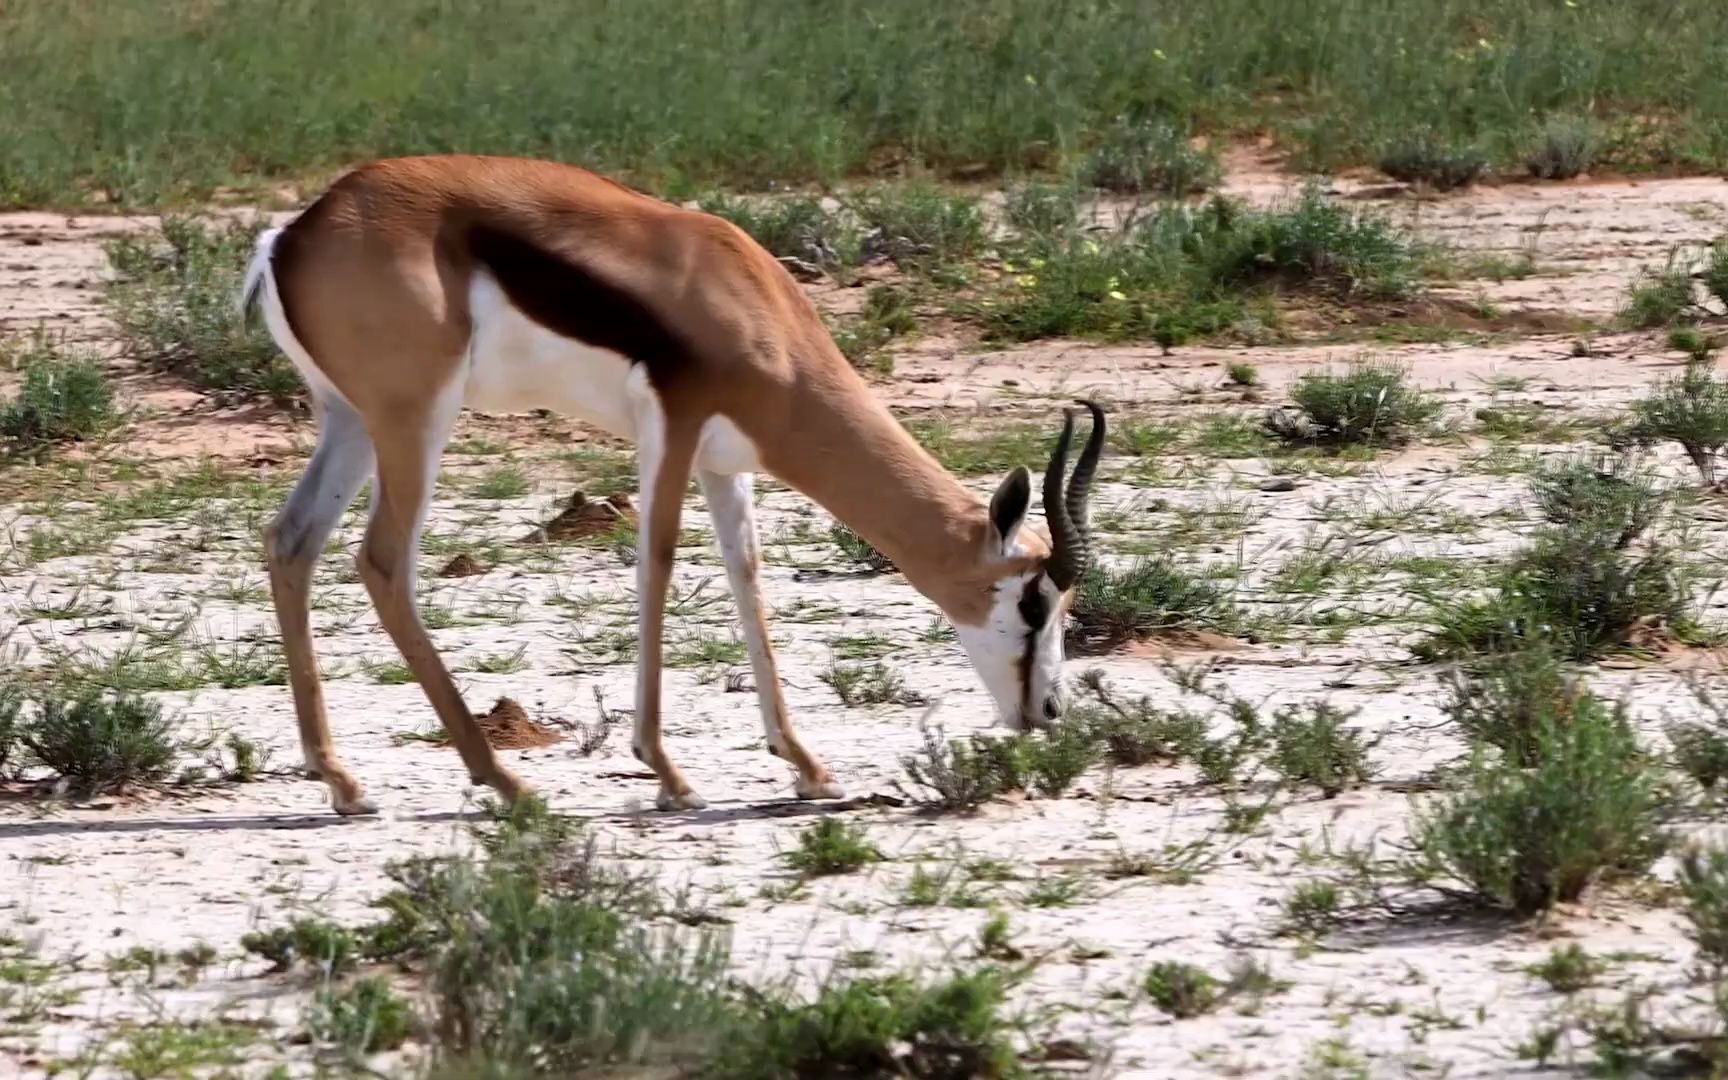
[1477,37,1491,49]
[1152,48,1166,61]
[1108,290,1128,301]
[1025,73,1038,86]
[1002,261,1017,273]
[1028,257,1046,269]
[1018,274,1038,288]
[1084,239,1100,255]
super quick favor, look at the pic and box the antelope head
[953,400,1105,731]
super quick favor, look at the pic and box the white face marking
[954,570,1067,731]
[464,270,639,436]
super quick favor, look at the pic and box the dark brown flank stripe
[1016,578,1052,715]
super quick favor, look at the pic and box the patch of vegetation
[1265,701,1375,798]
[1003,181,1081,237]
[831,284,918,368]
[899,717,1098,810]
[783,818,883,877]
[821,660,924,707]
[1677,843,1728,974]
[1526,115,1601,180]
[1071,670,1208,767]
[1619,253,1705,329]
[1067,555,1233,653]
[1525,943,1604,993]
[1377,132,1487,190]
[698,193,859,273]
[849,183,987,266]
[1265,360,1441,448]
[1440,644,1583,768]
[0,333,120,456]
[105,215,300,404]
[1410,679,1671,915]
[1625,358,1728,484]
[1529,453,1667,546]
[829,522,895,572]
[1143,956,1282,1019]
[307,976,415,1055]
[1670,678,1728,792]
[981,189,1422,346]
[1418,463,1686,660]
[1083,115,1220,195]
[15,691,180,794]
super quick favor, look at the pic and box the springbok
[240,155,1104,816]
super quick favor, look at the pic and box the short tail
[239,226,284,325]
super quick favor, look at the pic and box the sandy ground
[2,168,1728,1078]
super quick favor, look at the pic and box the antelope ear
[988,466,1033,553]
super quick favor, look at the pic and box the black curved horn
[1063,399,1107,582]
[1043,409,1081,589]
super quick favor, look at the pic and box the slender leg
[354,387,529,805]
[632,405,705,811]
[266,398,377,815]
[697,469,843,800]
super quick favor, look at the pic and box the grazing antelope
[241,155,1104,816]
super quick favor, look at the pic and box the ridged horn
[1044,400,1106,590]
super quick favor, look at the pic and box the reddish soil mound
[520,491,638,543]
[478,697,563,749]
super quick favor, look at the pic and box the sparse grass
[105,215,300,404]
[1068,556,1233,652]
[784,817,883,877]
[1083,115,1220,195]
[1529,453,1667,546]
[1670,678,1728,792]
[1705,239,1728,312]
[1143,961,1224,1018]
[1003,181,1080,237]
[1226,362,1259,387]
[469,463,531,500]
[1280,880,1344,934]
[1410,681,1671,914]
[831,284,918,368]
[106,1021,257,1078]
[1266,360,1441,448]
[1071,670,1208,767]
[1440,644,1582,768]
[0,333,120,456]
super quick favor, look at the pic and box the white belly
[462,271,760,475]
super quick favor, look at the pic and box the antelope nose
[1043,695,1062,721]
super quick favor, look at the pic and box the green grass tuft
[0,334,120,456]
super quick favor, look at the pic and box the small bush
[1202,187,1420,300]
[1620,257,1698,329]
[1627,359,1728,484]
[1068,556,1233,652]
[1266,701,1374,798]
[1083,116,1220,196]
[1143,961,1223,1018]
[1704,239,1728,312]
[832,284,919,368]
[1420,522,1683,661]
[850,184,987,265]
[240,918,362,976]
[1670,678,1728,791]
[1280,880,1344,934]
[1526,944,1603,993]
[0,334,119,454]
[1411,692,1671,914]
[1526,115,1600,180]
[821,660,923,707]
[1377,133,1487,191]
[698,193,858,271]
[307,976,414,1054]
[1677,844,1728,973]
[830,522,895,572]
[1071,670,1208,767]
[1441,644,1582,768]
[714,969,1022,1080]
[1529,454,1667,548]
[1003,181,1081,237]
[1268,360,1440,447]
[18,693,180,794]
[1226,362,1259,387]
[105,215,300,404]
[784,818,883,877]
[0,684,21,777]
[899,718,1099,810]
[1667,326,1719,364]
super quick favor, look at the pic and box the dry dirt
[2,167,1728,1078]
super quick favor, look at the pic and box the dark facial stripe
[1015,579,1051,715]
[465,223,696,390]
